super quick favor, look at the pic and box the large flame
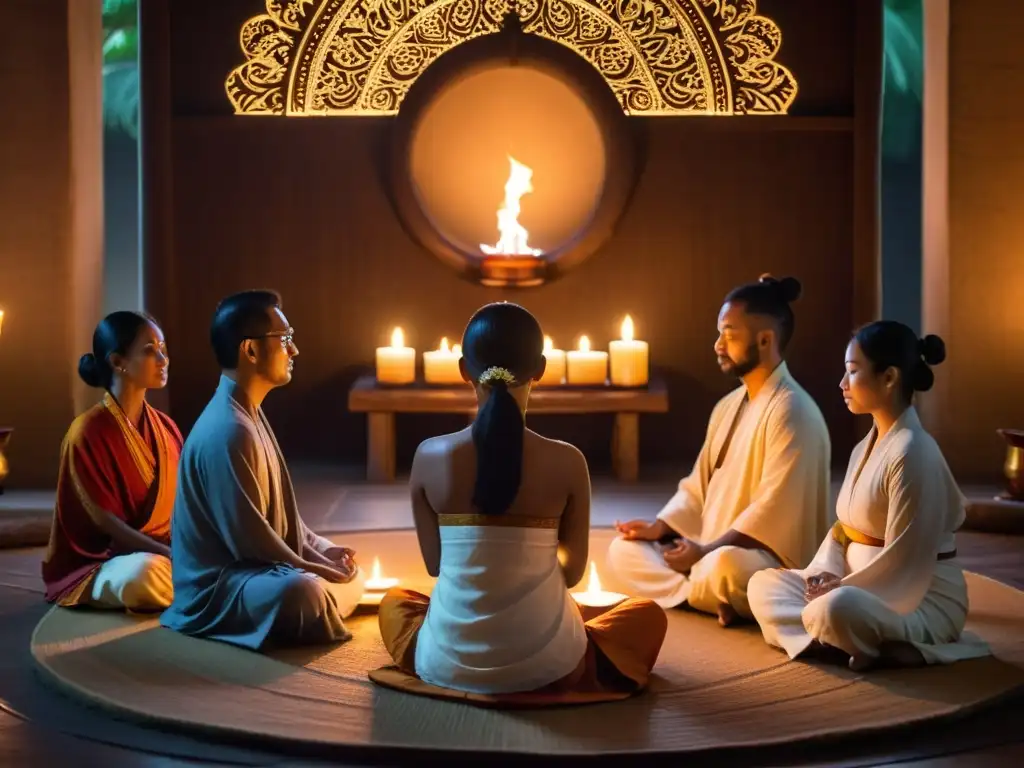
[480,156,542,257]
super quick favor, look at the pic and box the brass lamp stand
[997,429,1024,501]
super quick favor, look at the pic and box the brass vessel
[997,429,1024,501]
[0,428,12,494]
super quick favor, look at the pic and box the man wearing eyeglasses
[161,290,366,651]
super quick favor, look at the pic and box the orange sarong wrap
[42,394,182,605]
[372,588,668,707]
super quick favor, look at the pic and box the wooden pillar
[0,0,104,488]
[68,0,105,417]
[918,0,950,441]
[139,0,176,414]
[851,0,884,328]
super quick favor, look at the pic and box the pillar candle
[376,327,416,384]
[423,337,464,385]
[536,336,566,386]
[609,315,649,387]
[566,335,608,385]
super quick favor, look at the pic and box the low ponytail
[471,369,526,515]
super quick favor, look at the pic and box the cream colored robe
[607,363,831,614]
[748,407,990,664]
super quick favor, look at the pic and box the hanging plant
[103,0,139,139]
[882,0,923,161]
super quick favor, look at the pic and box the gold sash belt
[437,513,559,529]
[831,521,956,560]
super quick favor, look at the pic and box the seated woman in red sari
[375,303,667,704]
[42,311,181,611]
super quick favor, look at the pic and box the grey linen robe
[160,376,363,650]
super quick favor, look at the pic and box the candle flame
[439,336,449,353]
[372,557,382,581]
[453,343,462,356]
[544,336,554,353]
[621,315,634,342]
[480,156,543,257]
[391,327,404,348]
[579,335,591,353]
[586,561,603,593]
[0,309,4,336]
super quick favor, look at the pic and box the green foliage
[882,0,923,160]
[102,0,138,139]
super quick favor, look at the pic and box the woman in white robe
[376,303,667,701]
[747,321,990,671]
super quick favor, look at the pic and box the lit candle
[376,327,416,385]
[423,337,464,385]
[0,309,4,337]
[609,315,649,387]
[536,336,566,386]
[364,556,400,591]
[565,335,608,386]
[572,562,627,617]
[360,556,400,606]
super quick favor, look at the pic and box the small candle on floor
[572,562,626,608]
[364,556,399,592]
[360,557,400,607]
[566,335,608,386]
[376,327,416,385]
[609,315,649,387]
[536,336,566,386]
[423,337,463,385]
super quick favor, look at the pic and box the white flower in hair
[478,366,517,387]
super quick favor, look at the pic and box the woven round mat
[30,530,1024,757]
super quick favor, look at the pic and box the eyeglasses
[244,328,295,347]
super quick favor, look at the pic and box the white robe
[607,362,831,614]
[748,407,991,664]
[415,521,588,693]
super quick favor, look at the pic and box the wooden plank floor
[0,470,1020,767]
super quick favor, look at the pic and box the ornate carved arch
[226,0,797,116]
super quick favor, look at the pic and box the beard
[717,341,760,379]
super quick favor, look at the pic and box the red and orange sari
[42,394,182,605]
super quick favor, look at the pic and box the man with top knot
[607,275,831,627]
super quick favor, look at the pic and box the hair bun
[77,353,103,388]
[912,360,936,392]
[918,334,946,366]
[759,274,802,303]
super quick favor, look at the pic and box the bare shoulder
[412,428,471,470]
[525,430,589,475]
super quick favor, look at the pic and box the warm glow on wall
[225,0,797,117]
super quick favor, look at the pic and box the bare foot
[877,641,926,668]
[848,642,926,672]
[717,603,739,627]
[848,653,876,672]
